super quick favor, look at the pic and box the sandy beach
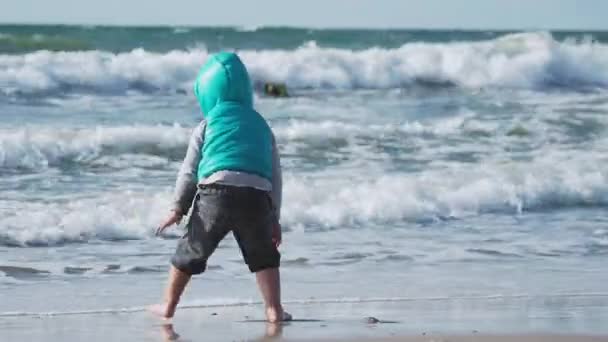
[1,295,607,341]
[317,336,608,342]
[322,334,608,342]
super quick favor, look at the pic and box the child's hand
[156,210,183,236]
[272,221,282,248]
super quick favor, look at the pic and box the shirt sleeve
[172,121,206,214]
[270,132,283,221]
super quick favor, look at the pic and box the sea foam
[2,148,607,246]
[1,32,607,96]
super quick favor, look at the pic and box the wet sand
[314,335,608,342]
[1,296,607,341]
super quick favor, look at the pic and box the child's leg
[149,265,191,319]
[165,266,191,312]
[231,187,291,322]
[255,267,291,323]
[151,187,232,319]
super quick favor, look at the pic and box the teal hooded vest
[193,52,273,182]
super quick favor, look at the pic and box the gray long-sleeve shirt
[172,121,282,220]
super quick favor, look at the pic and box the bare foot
[266,307,292,323]
[160,324,180,341]
[148,303,175,320]
[265,322,283,338]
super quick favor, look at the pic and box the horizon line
[0,21,607,32]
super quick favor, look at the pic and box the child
[151,52,291,323]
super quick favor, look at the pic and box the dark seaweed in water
[0,265,50,279]
[63,267,93,275]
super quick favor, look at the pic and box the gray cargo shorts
[171,184,280,275]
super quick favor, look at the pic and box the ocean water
[1,26,608,335]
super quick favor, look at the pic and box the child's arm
[270,132,283,247]
[172,121,206,215]
[270,132,282,221]
[157,121,205,235]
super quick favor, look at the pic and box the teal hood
[193,52,254,116]
[193,52,273,183]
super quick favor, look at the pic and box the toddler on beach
[151,52,291,323]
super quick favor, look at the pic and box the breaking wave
[1,32,607,96]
